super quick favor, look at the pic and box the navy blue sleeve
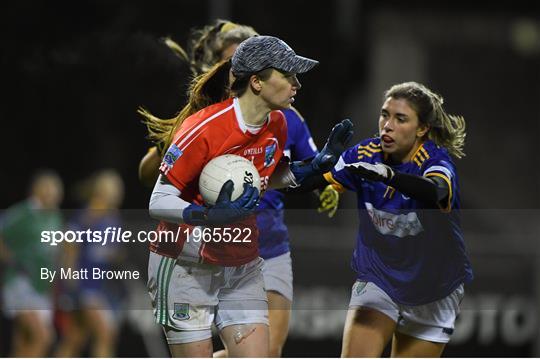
[283,108,318,161]
[328,143,365,192]
[422,157,458,212]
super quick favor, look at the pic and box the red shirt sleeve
[159,121,210,191]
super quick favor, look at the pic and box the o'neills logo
[364,202,424,238]
[244,147,263,155]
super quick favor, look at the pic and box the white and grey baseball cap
[231,35,319,76]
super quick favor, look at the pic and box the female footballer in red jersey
[146,35,352,357]
[139,20,341,357]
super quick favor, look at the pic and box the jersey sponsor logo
[365,202,424,238]
[264,142,277,167]
[173,303,190,320]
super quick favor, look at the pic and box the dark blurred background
[2,0,540,357]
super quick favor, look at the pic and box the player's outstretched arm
[345,162,449,205]
[269,119,353,191]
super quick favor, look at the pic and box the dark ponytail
[162,59,233,149]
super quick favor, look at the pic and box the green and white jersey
[1,199,63,293]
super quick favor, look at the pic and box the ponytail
[162,59,232,150]
[428,95,466,159]
[139,21,257,154]
[138,37,190,153]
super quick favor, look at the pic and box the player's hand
[289,119,353,186]
[312,119,354,172]
[317,185,339,218]
[208,181,259,224]
[345,162,394,183]
[183,181,259,225]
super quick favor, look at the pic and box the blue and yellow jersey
[69,209,121,273]
[327,137,473,305]
[257,107,318,259]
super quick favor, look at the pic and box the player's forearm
[388,172,449,205]
[268,158,329,193]
[283,173,328,193]
[268,160,297,189]
[149,175,190,223]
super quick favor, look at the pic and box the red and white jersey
[150,97,287,266]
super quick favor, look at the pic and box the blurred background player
[138,20,341,357]
[0,170,64,357]
[302,81,473,357]
[55,169,126,357]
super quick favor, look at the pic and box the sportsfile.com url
[41,227,179,246]
[41,226,252,246]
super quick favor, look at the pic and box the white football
[199,154,261,206]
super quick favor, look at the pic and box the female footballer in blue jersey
[55,170,125,357]
[138,20,341,357]
[303,82,472,357]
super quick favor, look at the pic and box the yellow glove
[317,184,340,218]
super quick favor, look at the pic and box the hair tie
[220,22,239,33]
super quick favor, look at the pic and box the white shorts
[349,281,464,343]
[147,252,268,344]
[261,252,293,301]
[2,275,53,325]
